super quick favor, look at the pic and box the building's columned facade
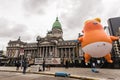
[6,17,83,65]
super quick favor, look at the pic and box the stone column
[47,46,49,57]
[41,47,43,57]
[54,46,57,57]
[38,47,40,57]
[72,48,75,59]
[35,50,37,58]
[31,50,33,58]
[50,46,52,57]
[65,48,66,58]
[37,47,39,58]
[49,46,51,57]
[39,47,41,57]
[45,46,47,58]
[44,47,46,58]
[43,47,44,58]
[32,50,34,58]
[62,48,64,58]
[52,46,55,57]
[57,48,59,57]
[46,46,48,58]
[69,48,71,58]
[29,50,31,58]
[40,47,42,57]
[59,48,63,58]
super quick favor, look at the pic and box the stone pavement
[0,66,120,80]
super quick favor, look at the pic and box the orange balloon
[78,18,119,63]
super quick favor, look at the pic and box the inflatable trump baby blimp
[78,18,119,63]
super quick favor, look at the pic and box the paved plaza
[0,72,79,80]
[48,67,120,80]
[0,66,120,80]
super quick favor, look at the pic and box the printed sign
[35,58,43,64]
[51,58,61,64]
[46,58,61,64]
[45,58,52,64]
[34,58,61,64]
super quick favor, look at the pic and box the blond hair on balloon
[84,17,101,24]
[94,18,101,23]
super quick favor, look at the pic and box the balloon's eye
[93,22,98,25]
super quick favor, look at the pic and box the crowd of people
[15,58,28,74]
[15,58,51,74]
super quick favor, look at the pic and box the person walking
[65,59,69,69]
[22,59,28,74]
[91,58,99,73]
[42,59,45,71]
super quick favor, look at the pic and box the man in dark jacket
[65,59,69,69]
[22,59,28,74]
[42,59,45,71]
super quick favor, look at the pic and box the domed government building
[6,17,84,67]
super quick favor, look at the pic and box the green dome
[52,17,62,29]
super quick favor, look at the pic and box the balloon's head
[82,18,103,33]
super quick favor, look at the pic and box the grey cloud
[23,0,49,14]
[61,0,103,29]
[0,18,32,41]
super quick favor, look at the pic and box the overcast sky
[0,0,120,50]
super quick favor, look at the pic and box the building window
[72,43,74,45]
[16,44,19,46]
